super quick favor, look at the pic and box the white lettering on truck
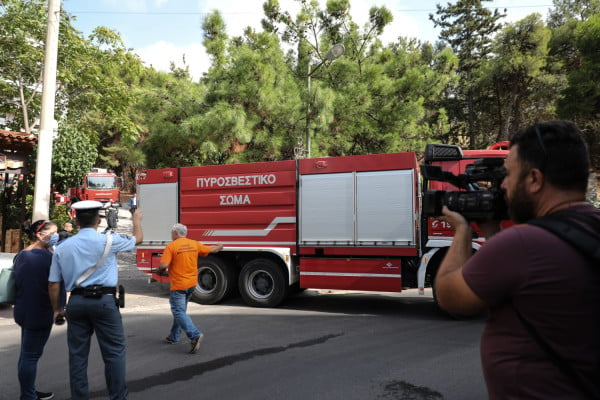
[196,174,277,188]
[220,195,251,206]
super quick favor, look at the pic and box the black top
[13,249,65,329]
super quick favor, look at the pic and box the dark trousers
[18,326,52,400]
[66,294,127,400]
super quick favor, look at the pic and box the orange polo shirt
[160,237,211,290]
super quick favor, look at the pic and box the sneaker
[36,391,54,400]
[164,336,177,344]
[190,333,204,354]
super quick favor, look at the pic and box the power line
[398,5,554,12]
[70,4,555,16]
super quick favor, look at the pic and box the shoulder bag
[0,251,22,305]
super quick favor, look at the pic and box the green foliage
[430,0,506,147]
[136,69,209,168]
[51,123,97,193]
[476,14,554,143]
[548,0,600,28]
[430,0,505,72]
[49,204,73,232]
[203,10,228,68]
[2,0,600,184]
[0,178,32,230]
[200,25,303,162]
[0,0,46,132]
[0,0,144,196]
[557,14,600,167]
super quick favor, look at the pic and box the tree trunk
[19,82,30,133]
[467,88,475,148]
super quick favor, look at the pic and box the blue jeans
[168,287,201,342]
[66,294,127,400]
[18,327,52,400]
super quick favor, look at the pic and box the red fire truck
[135,143,508,308]
[69,168,121,205]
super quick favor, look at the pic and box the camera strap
[75,231,113,287]
[528,209,600,264]
[514,209,600,398]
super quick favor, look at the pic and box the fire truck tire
[430,250,481,320]
[238,259,288,308]
[192,256,236,304]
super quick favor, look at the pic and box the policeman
[48,200,143,400]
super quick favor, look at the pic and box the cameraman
[435,120,600,399]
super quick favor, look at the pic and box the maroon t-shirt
[463,204,600,399]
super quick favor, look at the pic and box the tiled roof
[0,129,37,152]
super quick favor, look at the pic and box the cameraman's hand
[440,206,469,232]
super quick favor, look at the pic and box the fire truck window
[87,177,117,189]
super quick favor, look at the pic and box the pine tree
[429,0,505,147]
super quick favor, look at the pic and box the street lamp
[302,44,345,159]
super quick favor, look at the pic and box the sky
[62,0,555,81]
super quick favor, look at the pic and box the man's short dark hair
[509,120,589,192]
[76,210,99,228]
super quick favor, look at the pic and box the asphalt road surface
[0,208,489,400]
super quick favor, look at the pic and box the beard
[506,180,536,224]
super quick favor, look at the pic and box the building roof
[0,129,37,174]
[0,129,37,152]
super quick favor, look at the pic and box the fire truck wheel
[238,259,288,308]
[192,256,236,304]
[430,252,481,320]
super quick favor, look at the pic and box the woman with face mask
[13,220,66,400]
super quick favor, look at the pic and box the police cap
[71,200,103,214]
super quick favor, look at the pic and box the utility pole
[32,0,61,222]
[305,62,311,159]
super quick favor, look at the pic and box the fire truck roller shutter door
[238,258,288,308]
[192,256,237,305]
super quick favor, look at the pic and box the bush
[50,204,76,232]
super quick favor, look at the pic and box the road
[0,209,488,400]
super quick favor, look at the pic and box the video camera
[421,144,508,221]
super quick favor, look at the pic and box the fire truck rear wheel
[239,259,287,308]
[192,256,235,305]
[430,250,481,320]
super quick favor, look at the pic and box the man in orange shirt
[158,223,223,354]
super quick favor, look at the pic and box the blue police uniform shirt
[49,228,137,291]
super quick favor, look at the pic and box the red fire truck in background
[135,143,508,308]
[69,168,121,205]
